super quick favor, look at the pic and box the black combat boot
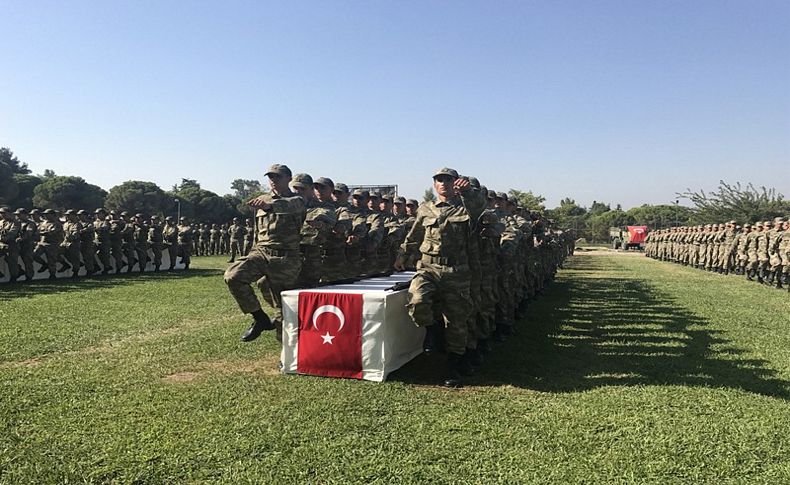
[241,310,276,342]
[443,353,464,388]
[423,325,441,354]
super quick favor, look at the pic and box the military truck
[610,226,648,250]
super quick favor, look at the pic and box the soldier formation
[0,207,198,281]
[224,164,575,388]
[644,217,790,291]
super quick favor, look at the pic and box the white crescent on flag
[312,305,346,333]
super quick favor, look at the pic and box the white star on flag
[321,332,335,345]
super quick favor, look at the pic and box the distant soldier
[224,164,306,342]
[363,191,385,274]
[334,185,368,279]
[93,209,112,274]
[76,210,96,275]
[119,212,137,273]
[756,220,772,283]
[220,224,230,254]
[132,214,149,272]
[15,208,36,281]
[779,220,790,291]
[0,207,21,282]
[108,211,126,273]
[322,182,352,282]
[162,216,179,270]
[209,224,221,255]
[200,224,211,256]
[33,209,64,279]
[734,224,751,275]
[228,217,246,263]
[61,209,82,279]
[148,215,165,271]
[767,217,785,287]
[378,194,404,273]
[291,174,336,288]
[177,217,193,269]
[243,218,255,255]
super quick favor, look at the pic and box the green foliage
[587,209,634,241]
[10,174,43,209]
[230,179,264,200]
[0,161,19,205]
[422,187,436,203]
[105,180,172,216]
[0,147,34,205]
[1,254,788,482]
[31,175,106,210]
[626,204,693,228]
[508,189,546,211]
[0,147,30,174]
[678,181,790,224]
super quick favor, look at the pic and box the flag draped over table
[297,292,363,379]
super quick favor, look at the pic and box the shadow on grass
[0,268,223,300]
[391,255,790,399]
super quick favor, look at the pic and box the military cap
[755,222,763,227]
[151,215,159,219]
[433,167,459,179]
[352,188,369,198]
[394,196,406,204]
[381,193,393,201]
[729,220,736,224]
[774,216,785,223]
[134,213,144,219]
[467,176,480,189]
[764,220,773,227]
[76,209,87,215]
[64,209,76,215]
[406,199,418,206]
[109,210,118,215]
[14,208,27,215]
[495,192,508,201]
[743,224,751,229]
[42,208,55,214]
[265,163,292,177]
[94,208,105,214]
[179,216,187,221]
[290,173,313,188]
[487,190,496,199]
[0,207,8,214]
[165,216,174,221]
[333,183,349,193]
[30,208,40,215]
[120,211,129,217]
[479,185,488,195]
[369,191,382,199]
[313,176,334,188]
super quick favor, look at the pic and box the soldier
[378,194,404,273]
[224,163,306,342]
[779,219,790,292]
[119,212,137,273]
[200,224,211,256]
[227,217,246,263]
[148,215,165,271]
[335,186,368,279]
[756,220,772,284]
[363,191,385,275]
[291,174,336,288]
[209,224,221,256]
[0,207,21,282]
[220,223,230,255]
[745,222,762,281]
[243,218,255,256]
[92,209,112,274]
[32,209,65,279]
[177,217,193,269]
[132,214,149,273]
[15,208,36,281]
[163,216,179,270]
[767,217,785,287]
[318,179,352,282]
[61,209,82,279]
[108,211,126,273]
[734,224,751,275]
[394,167,485,388]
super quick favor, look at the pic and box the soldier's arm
[460,189,486,221]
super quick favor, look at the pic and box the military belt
[262,247,296,257]
[422,255,467,266]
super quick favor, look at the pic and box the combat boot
[241,310,276,342]
[442,353,464,388]
[423,325,442,354]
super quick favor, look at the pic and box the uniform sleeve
[460,189,486,221]
[398,211,426,261]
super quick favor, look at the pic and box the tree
[10,174,43,209]
[0,147,31,174]
[626,204,693,229]
[678,180,790,224]
[230,179,264,200]
[588,209,634,242]
[105,181,171,216]
[32,176,106,210]
[42,169,56,179]
[507,189,546,212]
[589,200,611,216]
[0,161,19,205]
[423,187,436,203]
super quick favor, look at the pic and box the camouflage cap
[290,173,313,188]
[495,192,508,201]
[743,224,751,228]
[487,190,496,199]
[134,213,144,219]
[265,163,292,177]
[42,208,55,215]
[479,185,488,195]
[179,216,187,221]
[764,220,773,226]
[0,207,8,214]
[313,176,334,188]
[30,208,40,214]
[109,210,118,215]
[14,208,27,215]
[729,220,736,224]
[94,208,106,214]
[369,191,381,199]
[76,209,87,215]
[467,176,480,189]
[151,215,159,219]
[394,196,406,204]
[120,211,129,217]
[381,193,393,201]
[64,209,77,215]
[755,221,763,227]
[774,216,785,223]
[165,216,174,221]
[352,188,369,198]
[433,167,459,179]
[406,199,418,206]
[333,183,349,193]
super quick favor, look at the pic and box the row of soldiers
[191,221,254,260]
[0,207,201,282]
[644,217,789,290]
[223,164,574,388]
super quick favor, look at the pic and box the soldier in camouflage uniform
[767,217,785,287]
[378,194,404,274]
[93,208,112,274]
[61,209,82,278]
[395,167,485,388]
[0,207,21,282]
[320,180,352,282]
[224,164,306,342]
[779,220,790,291]
[334,186,369,279]
[291,174,336,288]
[15,208,36,281]
[243,218,255,256]
[148,215,165,271]
[227,217,246,263]
[177,217,193,269]
[163,216,179,270]
[734,224,751,275]
[109,211,126,273]
[32,209,64,279]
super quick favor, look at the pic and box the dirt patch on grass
[161,355,281,384]
[0,357,43,369]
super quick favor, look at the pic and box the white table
[280,272,424,382]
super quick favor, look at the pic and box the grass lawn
[1,250,789,483]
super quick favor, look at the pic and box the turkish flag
[297,292,363,379]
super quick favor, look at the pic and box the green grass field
[2,250,789,483]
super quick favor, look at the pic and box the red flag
[297,292,363,379]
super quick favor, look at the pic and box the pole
[175,199,180,221]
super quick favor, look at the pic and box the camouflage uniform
[163,217,179,270]
[177,218,193,268]
[0,208,21,282]
[93,210,112,273]
[148,216,165,270]
[61,210,82,278]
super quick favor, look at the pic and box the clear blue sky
[2,0,788,208]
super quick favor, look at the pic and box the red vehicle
[610,226,649,250]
